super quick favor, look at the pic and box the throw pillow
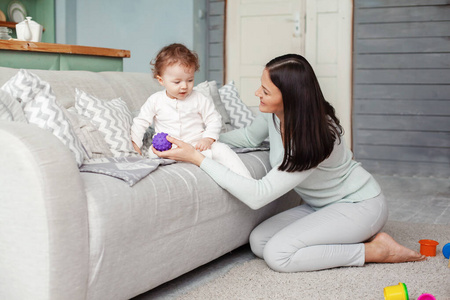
[75,89,137,157]
[66,107,113,158]
[219,81,255,129]
[0,90,27,122]
[194,80,232,132]
[0,98,12,121]
[208,81,232,125]
[1,69,87,166]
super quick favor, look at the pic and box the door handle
[286,12,301,37]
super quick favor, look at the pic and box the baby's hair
[150,43,200,78]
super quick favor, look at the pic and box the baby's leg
[144,149,159,159]
[209,142,252,178]
[200,149,212,159]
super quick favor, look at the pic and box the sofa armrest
[0,121,89,300]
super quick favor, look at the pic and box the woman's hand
[152,136,205,166]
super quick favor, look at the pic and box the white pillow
[75,89,137,157]
[1,69,87,166]
[218,81,255,129]
[0,90,27,122]
[194,80,232,132]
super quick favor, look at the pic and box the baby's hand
[132,141,142,155]
[195,138,215,152]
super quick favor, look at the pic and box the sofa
[0,66,301,300]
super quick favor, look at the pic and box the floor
[133,174,450,300]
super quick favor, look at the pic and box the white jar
[16,17,43,42]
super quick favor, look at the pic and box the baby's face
[157,63,195,100]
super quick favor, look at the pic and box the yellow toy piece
[384,282,409,300]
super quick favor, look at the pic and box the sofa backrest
[0,67,162,112]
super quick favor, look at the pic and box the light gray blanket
[80,143,270,186]
[79,157,175,186]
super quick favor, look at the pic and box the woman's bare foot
[364,232,426,263]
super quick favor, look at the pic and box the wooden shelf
[0,40,130,58]
[0,20,16,29]
[0,21,45,31]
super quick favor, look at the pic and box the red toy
[418,239,439,256]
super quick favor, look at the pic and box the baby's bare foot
[365,232,426,263]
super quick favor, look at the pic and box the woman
[153,54,425,272]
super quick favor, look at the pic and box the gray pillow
[194,80,233,133]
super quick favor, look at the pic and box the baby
[131,43,251,178]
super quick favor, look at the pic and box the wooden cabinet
[0,0,55,43]
[0,40,130,72]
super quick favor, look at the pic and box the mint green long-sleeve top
[199,113,381,210]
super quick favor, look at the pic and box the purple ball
[152,132,172,151]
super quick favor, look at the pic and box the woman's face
[255,69,284,118]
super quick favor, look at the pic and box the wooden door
[305,0,353,147]
[226,0,353,147]
[226,0,306,107]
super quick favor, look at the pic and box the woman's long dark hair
[266,54,343,172]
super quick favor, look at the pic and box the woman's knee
[249,228,266,258]
[262,238,294,273]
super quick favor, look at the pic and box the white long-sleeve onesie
[131,90,251,177]
[131,90,222,148]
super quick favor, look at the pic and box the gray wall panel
[354,53,450,69]
[353,0,450,177]
[206,0,225,87]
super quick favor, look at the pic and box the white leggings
[249,194,388,272]
[203,142,252,178]
[148,141,252,178]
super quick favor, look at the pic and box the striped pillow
[66,107,113,159]
[75,89,137,157]
[219,81,255,129]
[1,69,87,166]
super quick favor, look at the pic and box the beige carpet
[178,221,450,300]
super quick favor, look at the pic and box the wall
[352,0,450,177]
[55,0,207,80]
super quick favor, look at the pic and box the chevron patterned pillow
[0,90,27,122]
[218,81,255,129]
[1,69,87,167]
[66,107,113,159]
[75,89,138,158]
